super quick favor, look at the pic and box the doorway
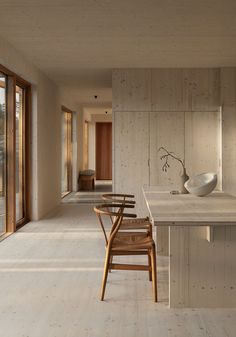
[61,107,72,197]
[96,122,112,180]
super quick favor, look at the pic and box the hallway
[62,180,112,204]
[0,204,235,337]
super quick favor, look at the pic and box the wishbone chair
[102,193,153,237]
[94,203,157,302]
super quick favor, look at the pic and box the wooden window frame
[0,64,31,233]
[15,79,31,228]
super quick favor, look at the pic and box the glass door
[0,74,6,236]
[15,85,25,224]
[0,65,30,236]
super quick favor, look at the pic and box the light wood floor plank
[0,204,235,337]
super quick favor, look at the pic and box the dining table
[143,186,236,308]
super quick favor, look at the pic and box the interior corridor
[0,204,235,337]
[62,180,112,204]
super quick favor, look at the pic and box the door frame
[61,106,73,197]
[95,121,112,180]
[0,64,31,234]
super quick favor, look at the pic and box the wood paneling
[150,111,185,188]
[96,122,112,180]
[151,69,185,111]
[221,68,236,197]
[169,226,190,307]
[151,68,220,112]
[113,69,220,113]
[222,104,236,195]
[149,111,185,256]
[113,68,222,215]
[113,111,149,216]
[185,110,221,188]
[183,68,220,111]
[144,189,236,307]
[112,69,151,111]
[150,110,221,188]
[221,68,236,105]
[112,68,230,308]
[169,226,236,308]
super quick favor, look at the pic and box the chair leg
[109,255,113,273]
[101,250,111,301]
[150,245,158,302]
[148,252,152,281]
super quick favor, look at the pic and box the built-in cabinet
[113,111,150,214]
[112,68,236,308]
[113,68,222,216]
[221,68,236,196]
[113,68,220,112]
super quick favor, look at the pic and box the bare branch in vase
[158,146,185,172]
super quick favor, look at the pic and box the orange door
[96,122,112,180]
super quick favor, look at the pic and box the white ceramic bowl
[184,173,217,197]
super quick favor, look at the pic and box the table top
[143,186,236,226]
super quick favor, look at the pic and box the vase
[180,167,189,194]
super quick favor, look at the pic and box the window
[15,85,25,224]
[0,65,30,236]
[0,73,6,236]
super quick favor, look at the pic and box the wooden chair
[102,193,152,237]
[94,203,157,302]
[102,193,153,282]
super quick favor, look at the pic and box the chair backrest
[102,194,136,225]
[102,193,136,205]
[94,203,136,245]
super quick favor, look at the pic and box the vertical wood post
[6,76,16,232]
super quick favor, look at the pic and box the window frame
[0,64,31,233]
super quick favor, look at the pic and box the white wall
[0,36,61,220]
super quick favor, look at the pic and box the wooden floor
[62,180,112,204]
[0,204,235,337]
